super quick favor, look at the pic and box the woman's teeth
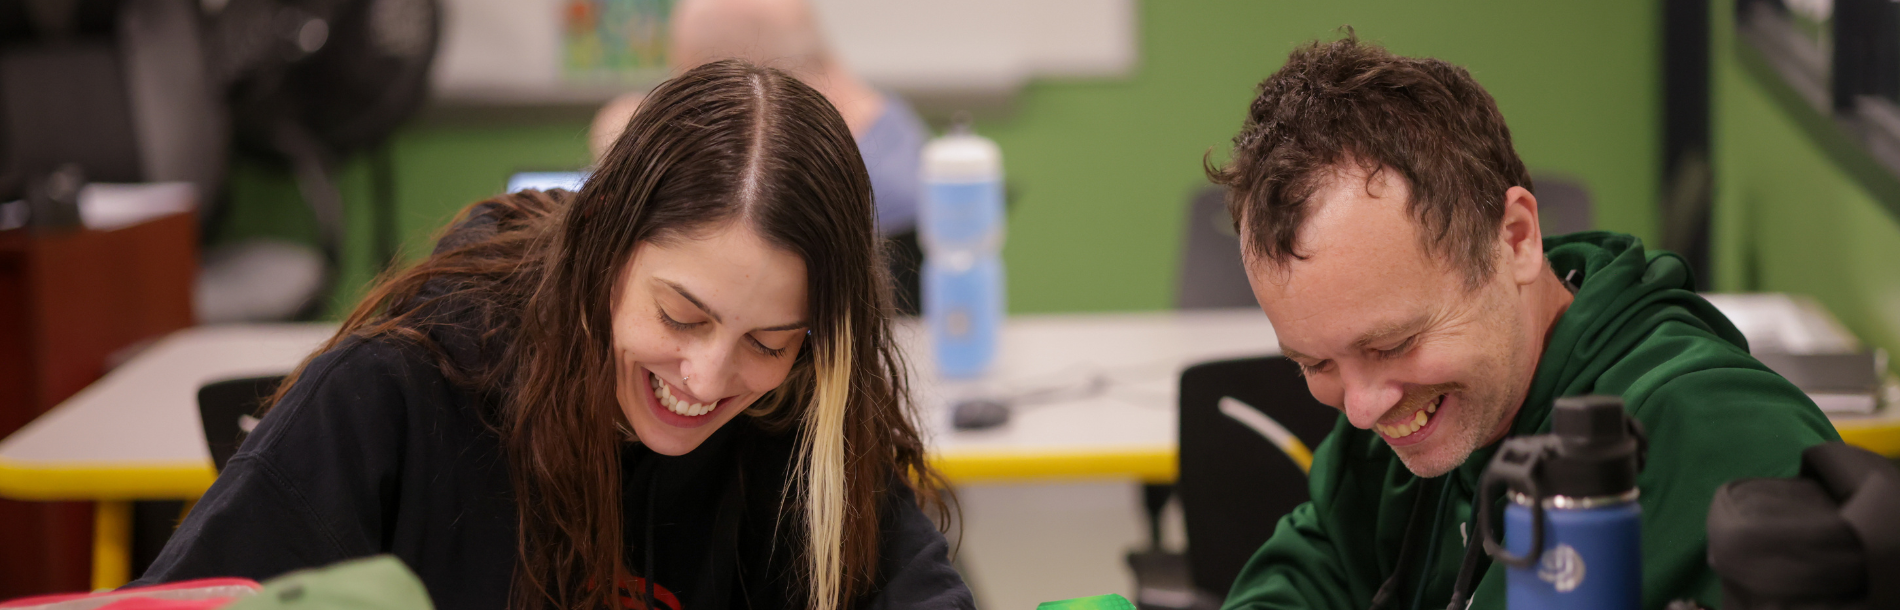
[1378,395,1443,439]
[652,374,716,417]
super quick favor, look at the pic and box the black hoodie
[130,225,973,610]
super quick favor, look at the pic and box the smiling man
[1206,37,1839,610]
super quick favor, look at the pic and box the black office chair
[1175,186,1256,310]
[1129,356,1339,609]
[1531,174,1595,236]
[197,375,285,473]
[1179,356,1338,596]
[1127,187,1259,610]
[1177,176,1594,251]
[126,375,285,577]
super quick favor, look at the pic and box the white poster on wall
[429,0,1137,105]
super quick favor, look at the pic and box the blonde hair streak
[798,321,852,610]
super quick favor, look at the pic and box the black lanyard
[1369,478,1441,610]
[1368,478,1491,610]
[1442,488,1490,610]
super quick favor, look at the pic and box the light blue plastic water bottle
[920,119,1005,378]
[1480,395,1648,610]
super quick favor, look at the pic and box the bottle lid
[923,113,1002,182]
[1541,395,1647,498]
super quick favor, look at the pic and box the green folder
[223,555,433,610]
[1037,593,1136,610]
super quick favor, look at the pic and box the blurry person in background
[591,0,929,312]
[1207,35,1836,610]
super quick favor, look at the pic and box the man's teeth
[652,375,716,416]
[1378,395,1443,439]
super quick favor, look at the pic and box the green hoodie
[1221,232,1840,610]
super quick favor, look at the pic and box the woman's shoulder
[298,333,453,394]
[144,334,515,594]
[398,202,533,377]
[247,334,487,459]
[432,201,507,254]
[432,191,566,255]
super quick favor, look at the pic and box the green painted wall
[983,1,1661,312]
[213,1,1664,317]
[1710,1,1900,370]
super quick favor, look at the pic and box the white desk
[0,323,337,589]
[0,310,1280,500]
[912,309,1279,482]
[0,310,1283,588]
[9,302,1895,497]
[11,296,1885,494]
[10,303,1896,589]
[0,324,340,500]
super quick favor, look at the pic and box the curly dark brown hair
[1206,33,1534,288]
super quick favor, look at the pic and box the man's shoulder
[1590,308,1779,406]
[1590,314,1839,450]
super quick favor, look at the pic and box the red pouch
[0,579,262,610]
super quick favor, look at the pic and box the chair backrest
[1532,174,1595,236]
[1174,178,1592,309]
[197,376,285,472]
[1177,356,1340,597]
[1175,186,1257,309]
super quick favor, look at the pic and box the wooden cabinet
[0,212,195,597]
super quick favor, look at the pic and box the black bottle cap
[1542,395,1647,498]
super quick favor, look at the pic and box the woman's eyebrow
[660,279,807,332]
[660,279,721,323]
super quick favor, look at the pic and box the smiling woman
[128,60,969,610]
[615,224,814,452]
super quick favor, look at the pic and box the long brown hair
[266,60,947,610]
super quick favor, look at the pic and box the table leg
[91,500,131,590]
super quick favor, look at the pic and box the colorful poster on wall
[564,0,673,84]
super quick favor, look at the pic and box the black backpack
[1707,442,1900,610]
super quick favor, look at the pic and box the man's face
[1246,166,1542,477]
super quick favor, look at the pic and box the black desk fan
[196,0,441,320]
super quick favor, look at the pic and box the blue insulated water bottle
[1480,395,1649,610]
[920,119,1005,378]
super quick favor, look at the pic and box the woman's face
[611,222,810,456]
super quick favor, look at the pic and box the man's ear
[1499,186,1545,286]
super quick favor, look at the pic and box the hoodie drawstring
[1443,488,1490,610]
[1369,478,1440,610]
[646,471,658,610]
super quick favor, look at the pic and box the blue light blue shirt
[859,93,928,236]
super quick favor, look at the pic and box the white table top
[0,309,1282,498]
[8,296,1900,500]
[0,324,339,465]
[910,309,1279,454]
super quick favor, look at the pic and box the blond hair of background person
[590,0,928,239]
